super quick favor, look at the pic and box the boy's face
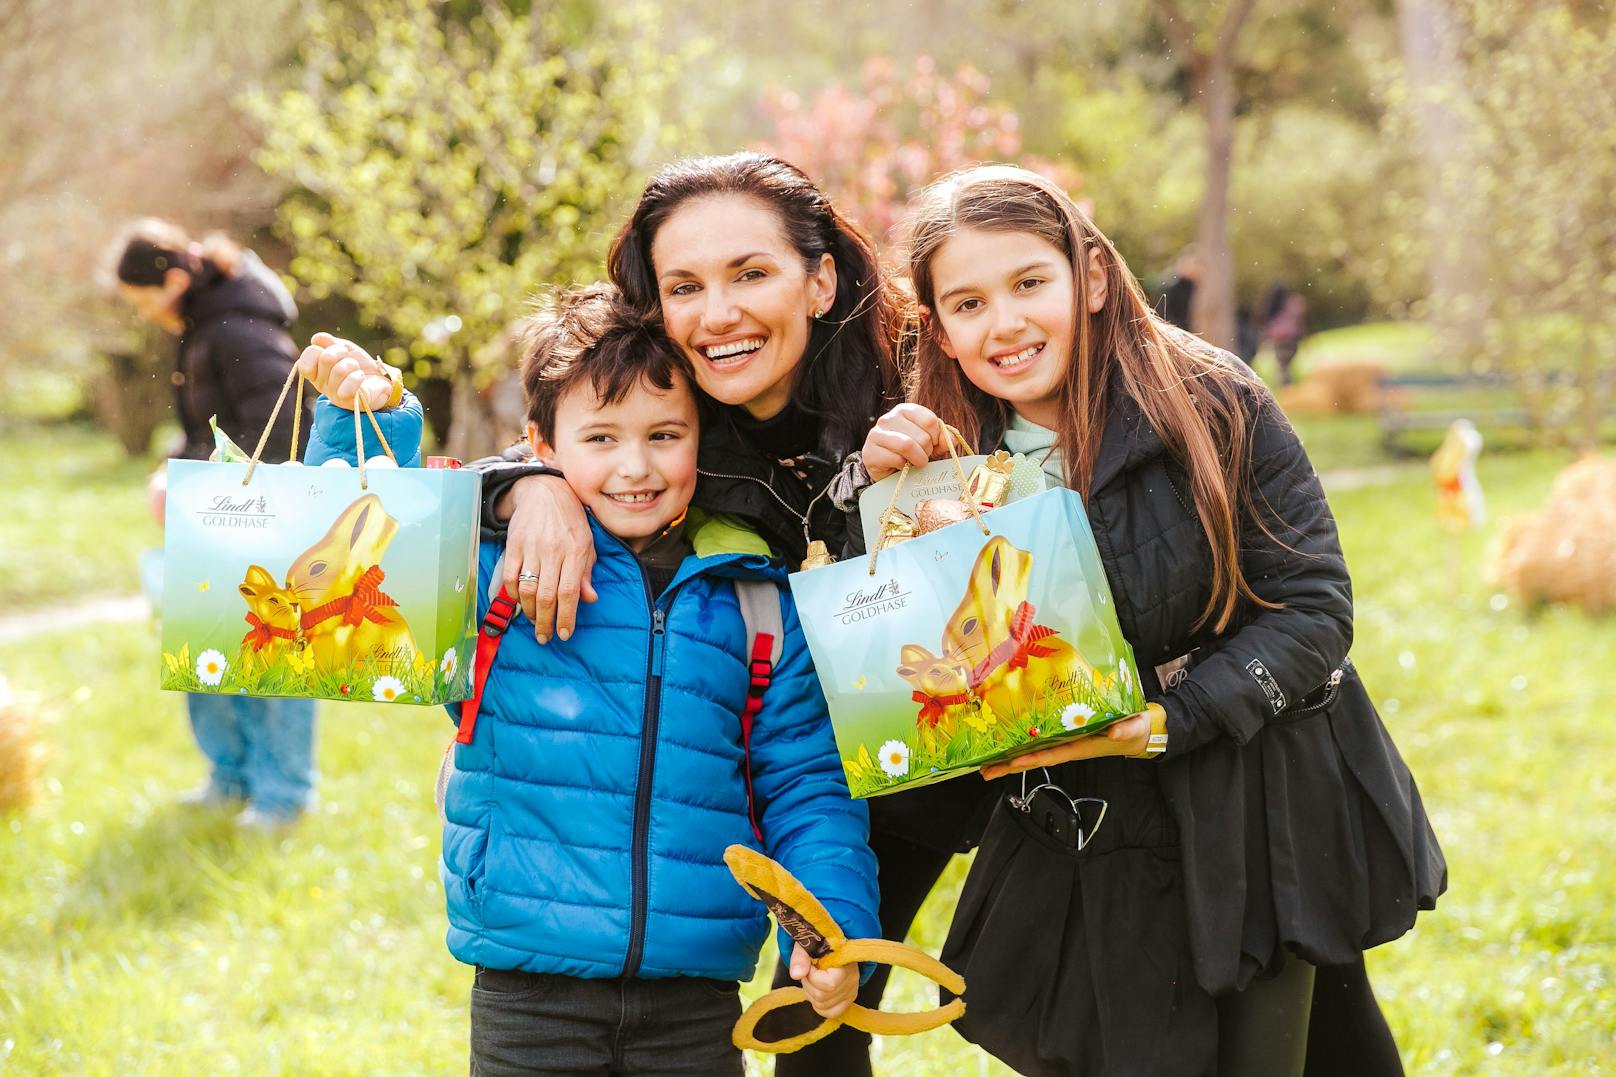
[529,375,700,552]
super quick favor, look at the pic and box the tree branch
[1151,0,1202,62]
[1216,0,1260,63]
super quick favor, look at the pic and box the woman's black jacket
[171,253,307,463]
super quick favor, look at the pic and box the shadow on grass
[58,803,266,928]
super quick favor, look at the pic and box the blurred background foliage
[2,0,1612,452]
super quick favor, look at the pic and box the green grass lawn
[2,421,1613,1074]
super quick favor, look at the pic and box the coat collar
[1089,382,1168,495]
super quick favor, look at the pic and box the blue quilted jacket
[309,394,880,981]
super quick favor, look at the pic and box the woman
[112,219,317,829]
[858,165,1444,1075]
[469,153,1001,1074]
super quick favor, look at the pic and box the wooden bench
[1375,371,1616,455]
[1374,373,1532,455]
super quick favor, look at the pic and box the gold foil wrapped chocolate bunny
[800,540,835,571]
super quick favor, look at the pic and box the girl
[858,165,1445,1076]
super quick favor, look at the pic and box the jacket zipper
[697,465,808,524]
[1283,664,1345,717]
[697,465,838,548]
[623,573,671,978]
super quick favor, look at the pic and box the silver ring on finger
[517,572,541,584]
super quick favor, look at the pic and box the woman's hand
[295,332,393,411]
[860,403,948,481]
[789,942,858,1020]
[979,711,1153,780]
[501,474,598,643]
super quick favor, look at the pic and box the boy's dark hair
[520,283,689,442]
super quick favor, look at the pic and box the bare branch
[1150,0,1202,61]
[1215,0,1260,63]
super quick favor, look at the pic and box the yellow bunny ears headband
[724,845,966,1054]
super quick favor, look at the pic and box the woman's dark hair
[112,218,242,288]
[606,152,908,458]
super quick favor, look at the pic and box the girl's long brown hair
[906,165,1278,634]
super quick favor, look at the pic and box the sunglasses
[1009,768,1109,851]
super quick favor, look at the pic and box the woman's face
[651,194,836,421]
[117,269,189,335]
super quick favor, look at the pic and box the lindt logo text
[197,493,275,529]
[837,578,910,624]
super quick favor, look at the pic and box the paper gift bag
[159,457,480,706]
[789,488,1146,798]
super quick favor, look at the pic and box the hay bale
[1491,456,1616,614]
[1275,380,1338,417]
[1311,358,1388,414]
[0,675,45,814]
[1274,356,1388,416]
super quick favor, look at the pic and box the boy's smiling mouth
[604,489,664,507]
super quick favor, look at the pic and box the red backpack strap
[739,630,775,842]
[734,580,785,843]
[456,584,518,745]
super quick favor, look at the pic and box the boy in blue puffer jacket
[298,286,879,1075]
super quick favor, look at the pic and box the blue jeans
[468,968,744,1076]
[186,694,317,817]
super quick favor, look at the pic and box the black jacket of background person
[971,356,1445,995]
[171,252,308,462]
[1161,273,1196,331]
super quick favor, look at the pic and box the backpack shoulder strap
[456,553,517,746]
[733,579,784,843]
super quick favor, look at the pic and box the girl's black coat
[1034,371,1445,993]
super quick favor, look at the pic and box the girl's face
[651,194,836,421]
[928,227,1104,429]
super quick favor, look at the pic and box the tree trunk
[94,351,172,458]
[445,374,501,463]
[1396,0,1484,364]
[1191,57,1239,352]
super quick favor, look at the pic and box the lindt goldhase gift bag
[789,486,1146,797]
[159,392,479,706]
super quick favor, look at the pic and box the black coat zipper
[622,571,671,978]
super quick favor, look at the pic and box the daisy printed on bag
[878,739,911,777]
[196,649,228,686]
[440,649,459,682]
[1060,701,1096,731]
[372,675,406,703]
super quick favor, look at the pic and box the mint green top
[1003,411,1064,487]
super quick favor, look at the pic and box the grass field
[2,415,1613,1074]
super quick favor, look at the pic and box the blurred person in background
[1159,244,1200,333]
[1258,283,1309,387]
[112,219,317,831]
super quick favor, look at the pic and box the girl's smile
[929,227,1079,429]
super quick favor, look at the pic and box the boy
[297,286,878,1075]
